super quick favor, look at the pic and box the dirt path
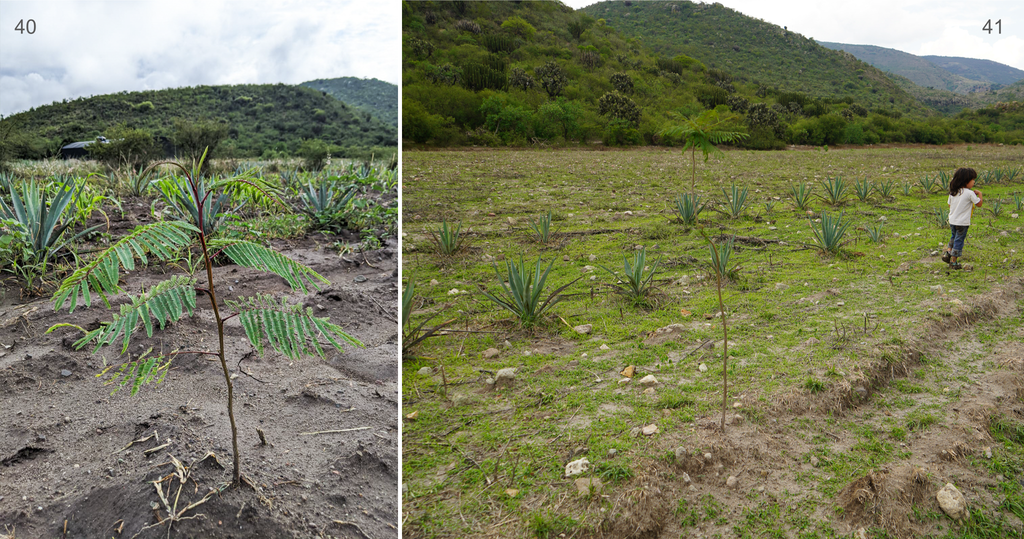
[0,239,399,538]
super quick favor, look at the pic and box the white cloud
[0,0,400,116]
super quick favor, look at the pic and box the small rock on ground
[575,477,603,496]
[937,483,968,520]
[495,367,516,389]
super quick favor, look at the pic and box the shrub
[610,72,633,94]
[501,16,536,39]
[87,123,158,172]
[172,119,228,170]
[508,67,534,91]
[598,91,642,127]
[535,61,568,97]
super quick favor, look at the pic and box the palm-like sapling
[48,151,362,484]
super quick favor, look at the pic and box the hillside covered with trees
[0,83,397,161]
[402,0,1023,148]
[301,77,399,127]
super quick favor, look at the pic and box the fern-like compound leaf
[74,275,197,354]
[53,221,199,312]
[227,294,362,361]
[208,239,329,293]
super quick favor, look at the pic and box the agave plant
[854,178,873,203]
[674,193,706,226]
[47,149,362,484]
[820,176,847,206]
[1006,166,1021,183]
[809,211,850,254]
[990,200,1003,218]
[1014,194,1023,212]
[599,247,661,306]
[933,208,949,228]
[865,223,884,243]
[0,175,99,289]
[296,177,359,233]
[529,211,553,244]
[479,256,579,326]
[936,170,951,192]
[722,184,748,218]
[877,179,897,201]
[155,174,240,237]
[901,183,912,197]
[917,175,936,194]
[790,182,813,211]
[429,219,465,257]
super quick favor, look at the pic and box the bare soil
[0,216,398,538]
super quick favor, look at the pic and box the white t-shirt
[948,188,981,226]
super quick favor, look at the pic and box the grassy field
[401,145,1024,539]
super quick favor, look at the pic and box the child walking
[941,167,982,270]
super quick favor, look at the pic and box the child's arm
[973,189,983,207]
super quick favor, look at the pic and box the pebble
[599,344,610,351]
[810,456,820,467]
[482,348,500,359]
[698,363,708,373]
[726,476,739,489]
[574,324,592,335]
[417,367,432,376]
[607,449,617,457]
[638,375,658,387]
[641,424,659,436]
[60,369,72,377]
[354,275,367,283]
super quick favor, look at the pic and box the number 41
[983,19,1001,34]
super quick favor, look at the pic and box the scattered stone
[810,456,820,467]
[644,324,687,345]
[618,378,631,385]
[505,489,519,498]
[583,265,595,272]
[495,368,516,389]
[726,476,739,489]
[674,447,688,460]
[642,387,656,396]
[729,414,744,425]
[638,375,658,387]
[620,365,635,378]
[503,340,512,348]
[641,424,659,436]
[704,453,713,461]
[354,275,367,283]
[985,446,992,459]
[804,337,820,346]
[698,363,708,373]
[599,344,610,351]
[937,483,968,520]
[732,401,742,409]
[575,477,603,496]
[589,254,597,262]
[417,367,432,376]
[482,348,500,359]
[484,378,495,389]
[682,472,691,484]
[568,359,579,367]
[429,279,439,286]
[574,324,593,335]
[837,301,845,306]
[405,411,419,420]
[563,255,570,262]
[607,449,617,458]
[60,369,72,377]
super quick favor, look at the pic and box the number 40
[983,19,1001,34]
[14,19,36,34]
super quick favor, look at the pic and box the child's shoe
[950,262,963,270]
[941,250,952,264]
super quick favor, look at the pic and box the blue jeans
[948,225,969,257]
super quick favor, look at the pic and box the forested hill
[402,0,1022,148]
[1,83,397,159]
[301,77,398,127]
[580,1,924,114]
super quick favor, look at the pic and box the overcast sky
[566,0,1024,72]
[0,0,399,116]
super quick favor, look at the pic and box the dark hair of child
[948,167,977,196]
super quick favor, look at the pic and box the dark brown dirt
[0,223,398,538]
